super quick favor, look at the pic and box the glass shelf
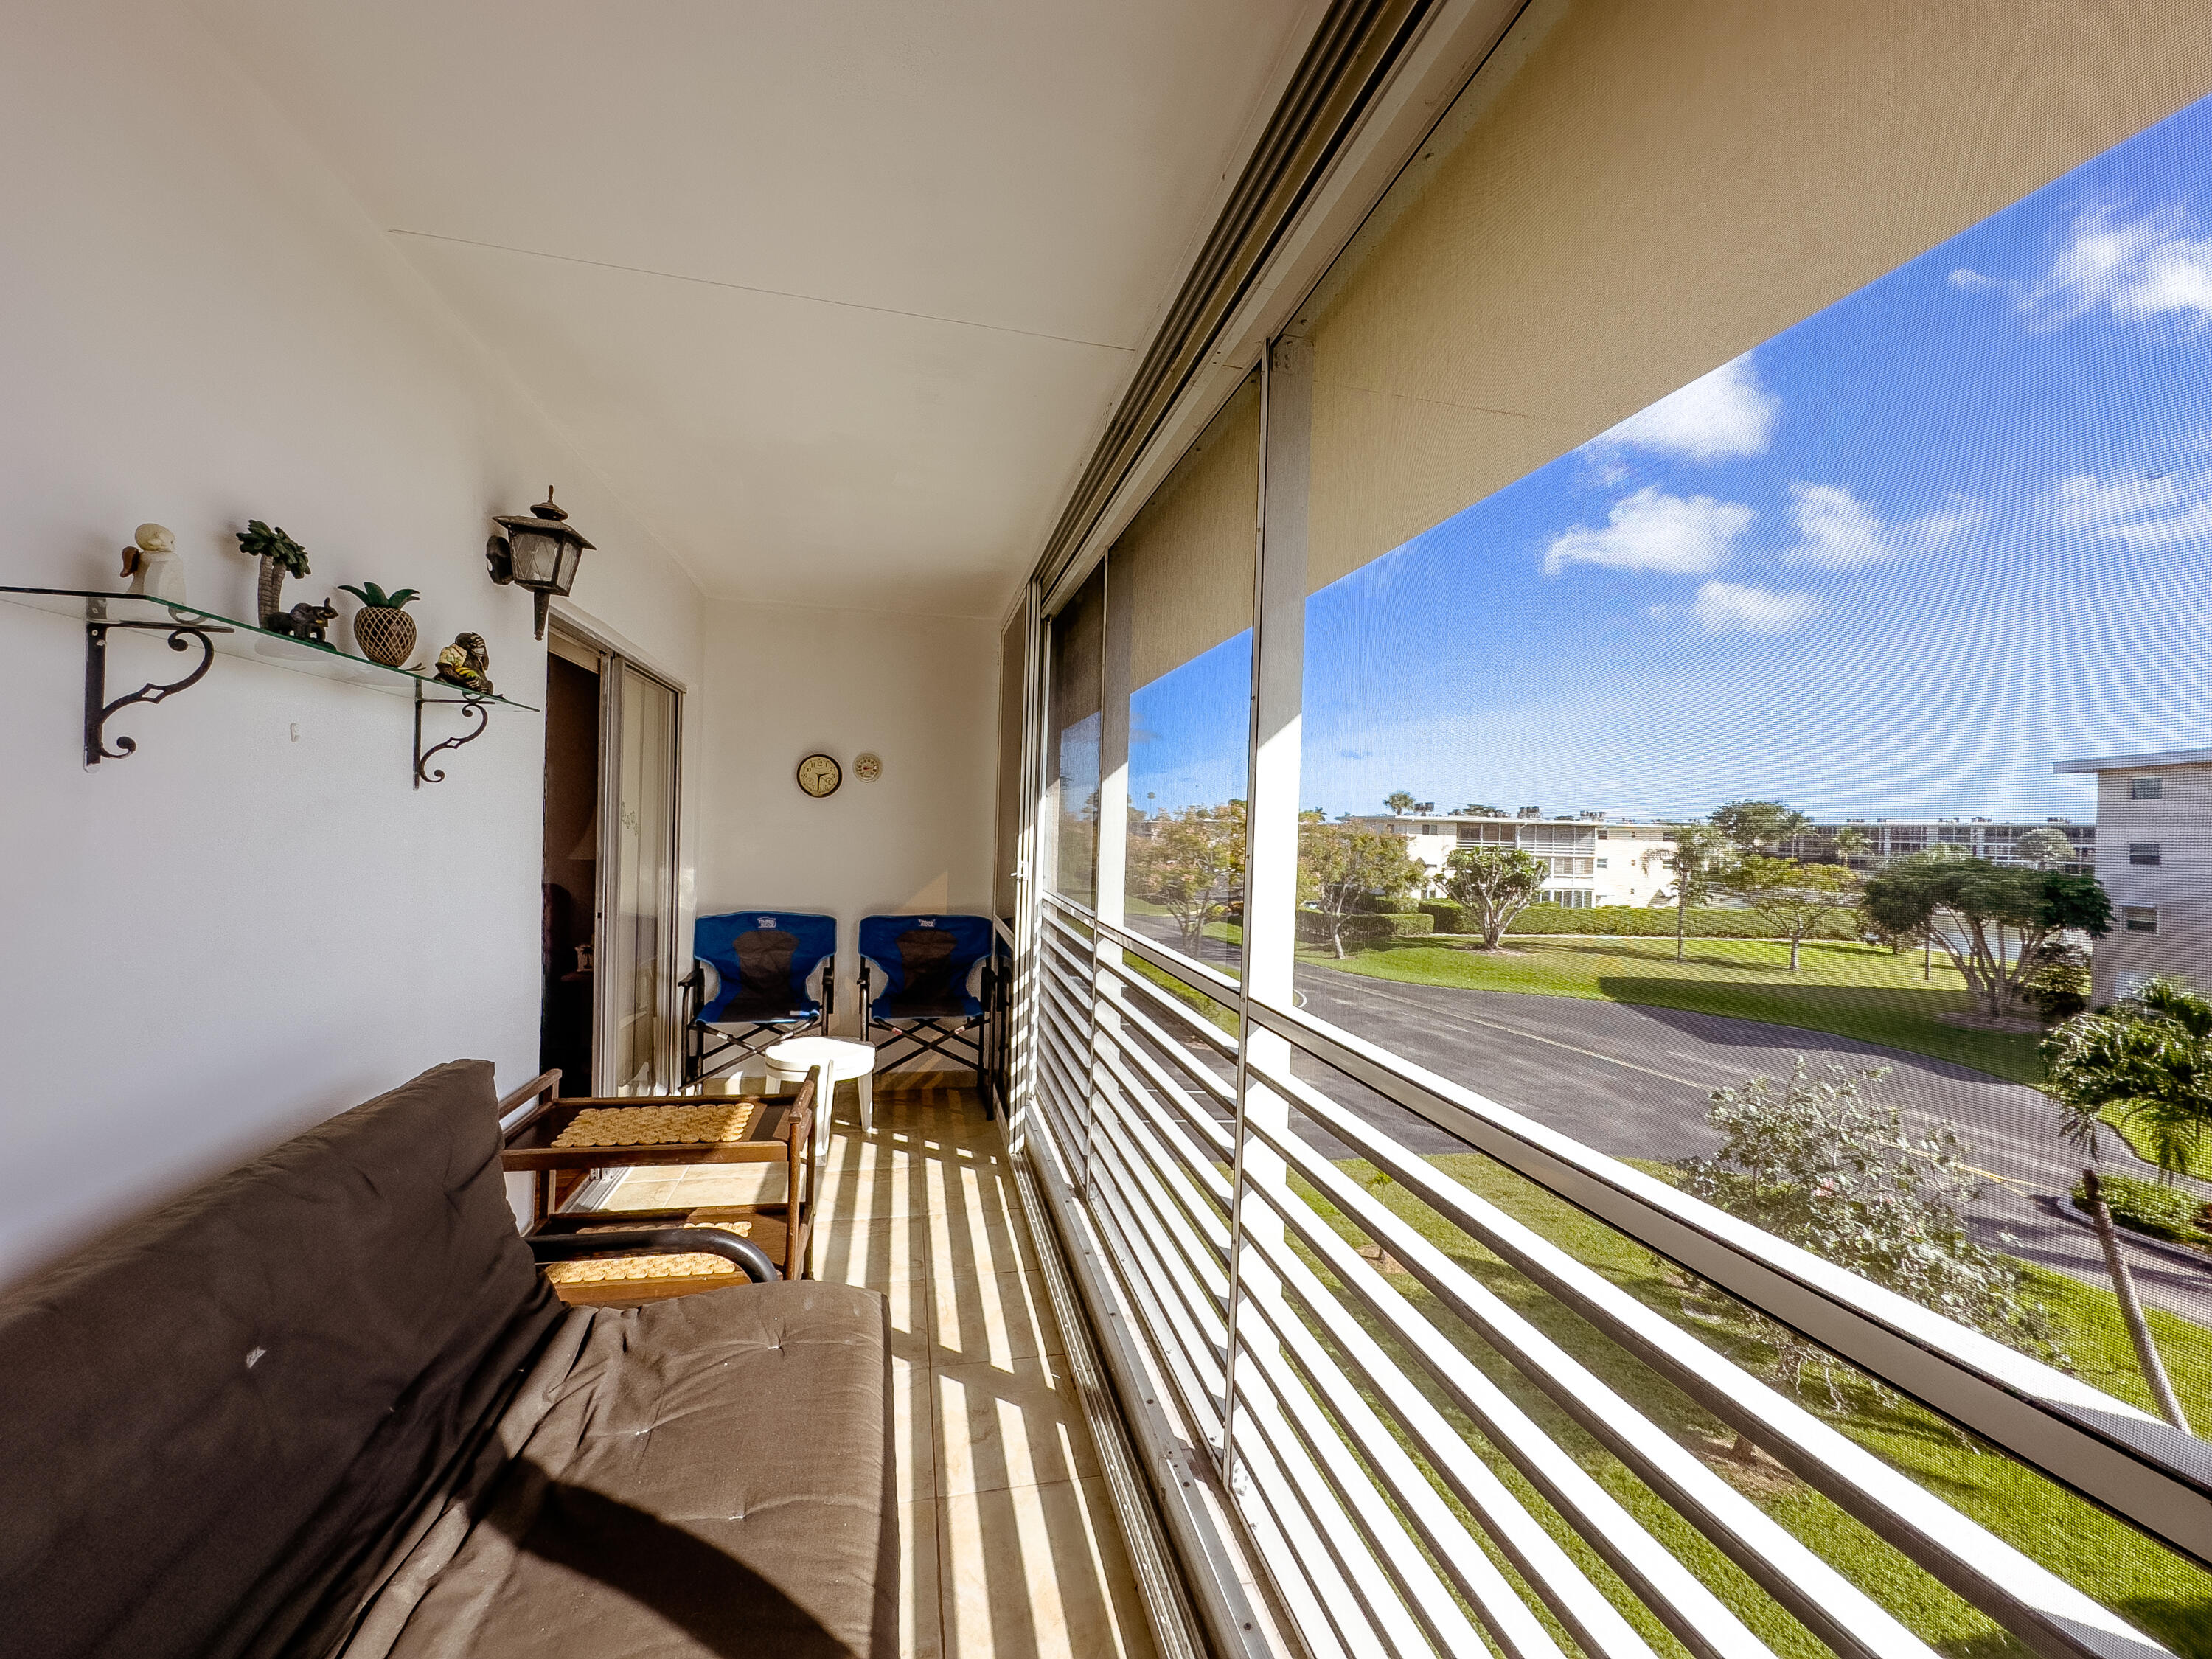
[0,587,538,711]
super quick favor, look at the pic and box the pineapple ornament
[340,582,422,667]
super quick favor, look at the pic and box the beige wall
[1297,0,2212,591]
[695,601,997,1048]
[0,0,706,1279]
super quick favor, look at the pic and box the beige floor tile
[817,1158,946,1220]
[893,1354,936,1504]
[902,1497,945,1659]
[936,1478,1158,1659]
[928,1202,1040,1280]
[930,1268,1065,1368]
[814,1209,936,1285]
[932,1357,1099,1497]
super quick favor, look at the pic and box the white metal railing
[1012,892,2210,1659]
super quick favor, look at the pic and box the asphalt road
[1123,917,2212,1324]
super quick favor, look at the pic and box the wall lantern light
[487,487,594,640]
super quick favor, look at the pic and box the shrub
[2070,1172,2212,1248]
[2020,940,2091,1023]
[1674,1058,2062,1404]
[1298,910,1432,947]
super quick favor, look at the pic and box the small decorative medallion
[854,751,883,782]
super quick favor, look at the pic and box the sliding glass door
[597,658,682,1095]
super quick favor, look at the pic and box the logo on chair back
[757,917,776,928]
[917,918,936,927]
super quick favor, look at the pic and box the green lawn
[1295,1152,2212,1658]
[1301,934,2047,1085]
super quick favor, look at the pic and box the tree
[1720,856,1858,970]
[1861,857,2112,1018]
[1129,801,1245,951]
[1443,844,1548,949]
[1384,790,1416,816]
[1830,824,1872,866]
[1454,803,1506,818]
[1711,799,1813,855]
[1674,1059,2061,1408]
[2044,979,2212,1429]
[2012,826,2077,870]
[2046,978,2212,1180]
[1641,823,1733,963]
[1298,818,1424,958]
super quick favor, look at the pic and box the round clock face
[796,752,842,797]
[853,751,882,782]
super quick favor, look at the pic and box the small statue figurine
[119,523,188,603]
[435,631,494,695]
[265,599,339,644]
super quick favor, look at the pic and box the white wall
[695,601,997,1056]
[0,0,704,1279]
[2088,766,2212,1004]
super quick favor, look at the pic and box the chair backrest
[858,914,995,1004]
[0,1060,559,1659]
[695,910,836,1020]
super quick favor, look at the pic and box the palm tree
[1383,790,1416,816]
[2045,977,2212,1430]
[2048,977,2212,1178]
[1641,823,1731,964]
[1832,823,1871,868]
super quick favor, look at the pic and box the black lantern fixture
[487,487,594,640]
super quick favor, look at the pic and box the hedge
[1412,902,1859,940]
[1299,911,1433,947]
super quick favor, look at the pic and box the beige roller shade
[1109,371,1260,693]
[1298,0,2212,594]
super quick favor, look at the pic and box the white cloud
[1785,482,1986,568]
[2051,466,2212,547]
[1543,486,1754,576]
[1597,355,1779,462]
[1692,580,1820,635]
[1971,204,2212,330]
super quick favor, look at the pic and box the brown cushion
[357,1283,897,1659]
[0,1060,560,1659]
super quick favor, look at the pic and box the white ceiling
[190,0,1316,618]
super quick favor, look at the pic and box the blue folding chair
[858,914,999,1110]
[683,911,837,1087]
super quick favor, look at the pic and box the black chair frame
[681,964,834,1088]
[859,955,1003,1115]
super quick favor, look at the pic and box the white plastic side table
[762,1035,878,1137]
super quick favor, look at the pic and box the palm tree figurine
[237,520,310,627]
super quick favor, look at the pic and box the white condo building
[2053,748,2212,1002]
[1345,815,1677,908]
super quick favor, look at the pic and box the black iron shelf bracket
[414,683,494,788]
[84,617,231,768]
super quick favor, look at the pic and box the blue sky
[1130,93,2212,825]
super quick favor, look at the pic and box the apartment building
[1782,818,2096,873]
[1348,814,1677,908]
[2053,748,2212,1001]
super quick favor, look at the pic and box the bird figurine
[119,523,188,603]
[434,632,494,695]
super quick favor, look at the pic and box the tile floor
[602,1085,1159,1659]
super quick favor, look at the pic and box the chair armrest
[498,1071,563,1137]
[528,1226,782,1283]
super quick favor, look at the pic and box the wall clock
[796,752,842,797]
